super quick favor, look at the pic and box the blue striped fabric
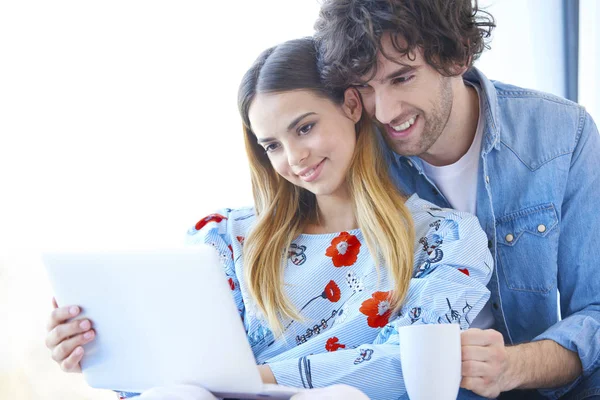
[183,194,493,400]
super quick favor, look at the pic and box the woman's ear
[342,87,363,123]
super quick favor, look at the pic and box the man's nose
[374,89,401,125]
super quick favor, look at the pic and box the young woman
[45,38,493,400]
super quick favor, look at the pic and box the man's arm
[460,329,582,398]
[505,339,582,389]
[462,109,600,398]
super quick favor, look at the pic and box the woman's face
[248,89,362,198]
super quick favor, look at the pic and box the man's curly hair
[314,0,495,87]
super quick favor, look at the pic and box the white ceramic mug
[399,323,461,400]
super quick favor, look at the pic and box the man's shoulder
[492,80,578,107]
[491,80,584,127]
[485,80,588,165]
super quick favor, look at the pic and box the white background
[0,1,598,399]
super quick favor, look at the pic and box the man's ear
[452,47,472,75]
[342,87,363,123]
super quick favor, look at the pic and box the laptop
[43,246,302,399]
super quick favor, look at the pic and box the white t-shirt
[422,83,483,214]
[421,82,495,330]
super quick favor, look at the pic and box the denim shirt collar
[463,67,501,155]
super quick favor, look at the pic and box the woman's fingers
[51,328,95,363]
[59,345,85,373]
[46,313,91,349]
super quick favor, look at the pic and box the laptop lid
[43,246,265,394]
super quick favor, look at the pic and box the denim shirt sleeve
[534,111,600,398]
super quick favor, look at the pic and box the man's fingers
[46,317,91,349]
[461,375,498,398]
[60,346,84,373]
[461,375,484,390]
[462,344,490,362]
[462,359,493,377]
[461,328,504,347]
[46,305,80,332]
[52,297,58,309]
[463,344,507,368]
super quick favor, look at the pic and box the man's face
[356,34,455,158]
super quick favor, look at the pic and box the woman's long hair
[238,37,415,333]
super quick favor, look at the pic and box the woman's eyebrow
[256,112,317,144]
[287,112,316,131]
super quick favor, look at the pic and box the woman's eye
[298,123,314,135]
[264,143,280,153]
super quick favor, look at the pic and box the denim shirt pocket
[495,203,559,293]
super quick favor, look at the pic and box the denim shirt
[388,67,600,399]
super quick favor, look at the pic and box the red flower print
[359,291,393,328]
[325,336,346,352]
[325,232,361,267]
[228,244,234,260]
[300,280,341,313]
[458,268,470,276]
[322,280,341,302]
[228,277,235,291]
[237,236,245,245]
[194,213,227,231]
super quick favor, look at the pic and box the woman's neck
[304,188,357,234]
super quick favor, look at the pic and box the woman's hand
[258,364,277,384]
[45,297,96,372]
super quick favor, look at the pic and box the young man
[315,1,600,399]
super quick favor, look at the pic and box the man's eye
[298,123,314,135]
[264,143,280,153]
[392,75,414,85]
[354,84,372,90]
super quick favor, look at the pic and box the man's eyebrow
[381,65,416,84]
[354,64,416,87]
[256,112,316,144]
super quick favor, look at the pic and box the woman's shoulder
[186,206,256,241]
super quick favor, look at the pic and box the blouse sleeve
[185,209,245,320]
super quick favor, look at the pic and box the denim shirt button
[407,160,414,168]
[488,240,493,248]
[493,302,499,310]
[485,175,490,184]
[505,233,514,243]
[537,224,546,233]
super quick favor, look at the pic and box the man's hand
[460,328,515,398]
[461,329,583,396]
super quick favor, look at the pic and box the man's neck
[421,77,480,167]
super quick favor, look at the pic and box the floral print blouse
[118,194,493,400]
